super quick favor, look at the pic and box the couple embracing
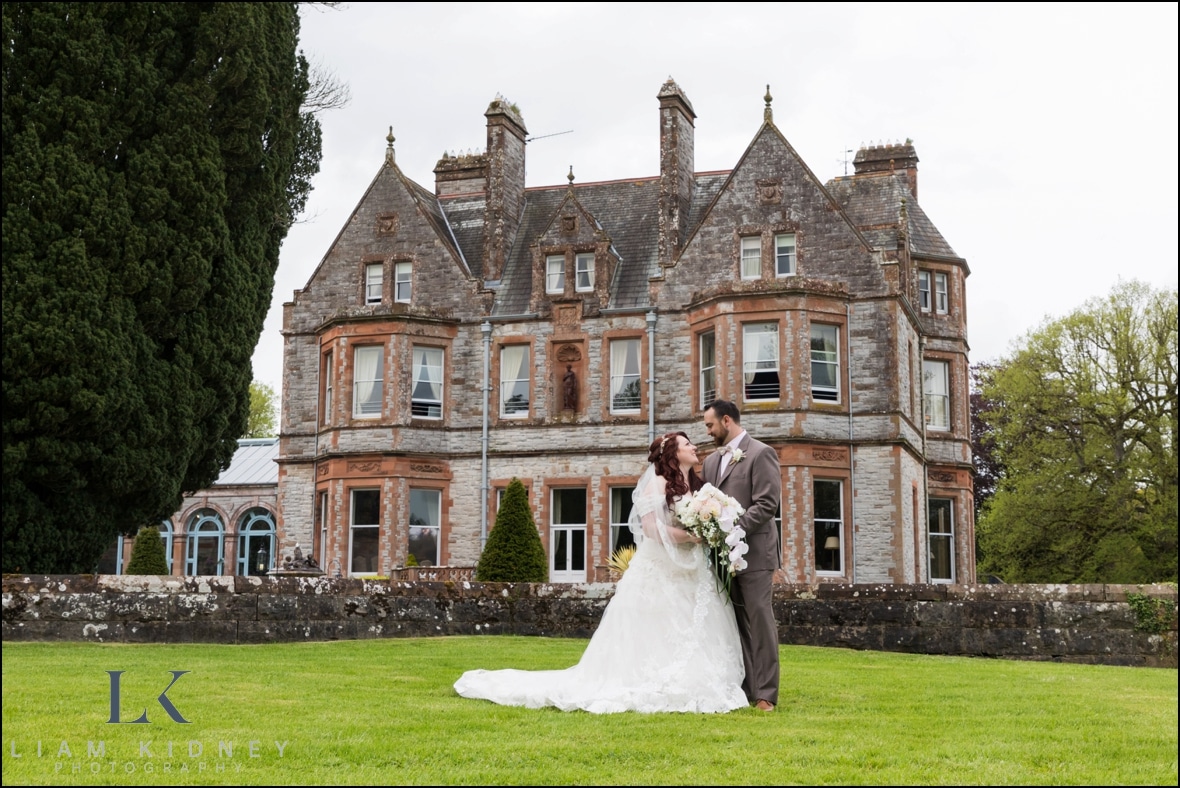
[454,399,782,714]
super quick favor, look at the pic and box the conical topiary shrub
[476,478,547,582]
[124,525,170,575]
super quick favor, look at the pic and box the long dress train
[454,469,746,714]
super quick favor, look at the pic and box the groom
[702,399,782,712]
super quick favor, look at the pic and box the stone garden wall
[2,575,1175,668]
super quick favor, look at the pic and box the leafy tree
[124,525,170,575]
[2,4,322,573]
[976,280,1177,583]
[476,478,548,582]
[247,381,279,439]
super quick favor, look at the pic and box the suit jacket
[702,433,781,572]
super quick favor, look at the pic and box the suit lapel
[717,435,751,487]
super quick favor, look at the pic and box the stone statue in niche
[562,364,578,411]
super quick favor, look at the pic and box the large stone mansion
[107,80,975,585]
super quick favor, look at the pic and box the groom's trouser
[731,567,779,705]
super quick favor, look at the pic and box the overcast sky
[252,1,1178,396]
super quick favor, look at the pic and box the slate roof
[214,438,278,487]
[403,175,469,275]
[442,173,730,316]
[826,172,960,260]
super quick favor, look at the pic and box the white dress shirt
[717,430,747,478]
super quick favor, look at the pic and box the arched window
[185,509,225,575]
[236,508,276,576]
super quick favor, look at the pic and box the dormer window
[365,263,383,304]
[546,255,565,293]
[575,253,595,291]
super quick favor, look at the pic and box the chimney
[657,78,696,264]
[853,142,919,201]
[482,97,527,283]
[433,151,488,197]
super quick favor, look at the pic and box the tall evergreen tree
[476,478,548,583]
[2,3,322,572]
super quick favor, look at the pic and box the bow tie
[717,446,732,455]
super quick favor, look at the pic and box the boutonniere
[730,448,745,464]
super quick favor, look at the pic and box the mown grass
[2,637,1176,785]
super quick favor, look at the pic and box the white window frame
[740,236,761,279]
[814,480,843,575]
[499,345,530,418]
[322,351,333,426]
[394,261,412,303]
[918,270,932,312]
[742,322,779,402]
[775,233,796,277]
[409,488,441,566]
[550,488,587,583]
[352,345,383,418]
[411,346,444,419]
[575,252,595,292]
[365,263,383,304]
[699,330,716,409]
[609,486,636,555]
[609,338,642,414]
[923,360,950,431]
[349,488,380,576]
[934,272,948,314]
[928,497,955,583]
[545,254,565,294]
[810,323,840,403]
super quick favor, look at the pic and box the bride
[453,431,747,714]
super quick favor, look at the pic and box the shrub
[124,525,169,575]
[476,478,547,582]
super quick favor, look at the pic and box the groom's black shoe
[754,699,775,712]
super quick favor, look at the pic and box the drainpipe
[645,310,657,444]
[918,334,929,584]
[847,301,857,584]
[480,320,492,549]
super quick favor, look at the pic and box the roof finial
[385,126,396,166]
[764,84,773,123]
[567,165,575,190]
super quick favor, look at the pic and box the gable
[662,124,885,303]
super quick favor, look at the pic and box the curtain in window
[355,347,381,414]
[743,324,778,399]
[500,345,529,414]
[610,340,640,410]
[413,348,442,400]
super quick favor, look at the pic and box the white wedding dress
[454,466,747,714]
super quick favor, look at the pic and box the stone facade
[4,576,1175,668]
[275,79,975,585]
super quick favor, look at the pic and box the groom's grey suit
[702,432,782,706]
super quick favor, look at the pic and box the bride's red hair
[647,431,703,509]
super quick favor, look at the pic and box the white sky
[252,1,1178,395]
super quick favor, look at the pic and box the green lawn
[2,637,1176,786]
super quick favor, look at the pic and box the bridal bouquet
[674,484,749,596]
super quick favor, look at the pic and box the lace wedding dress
[453,466,747,714]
